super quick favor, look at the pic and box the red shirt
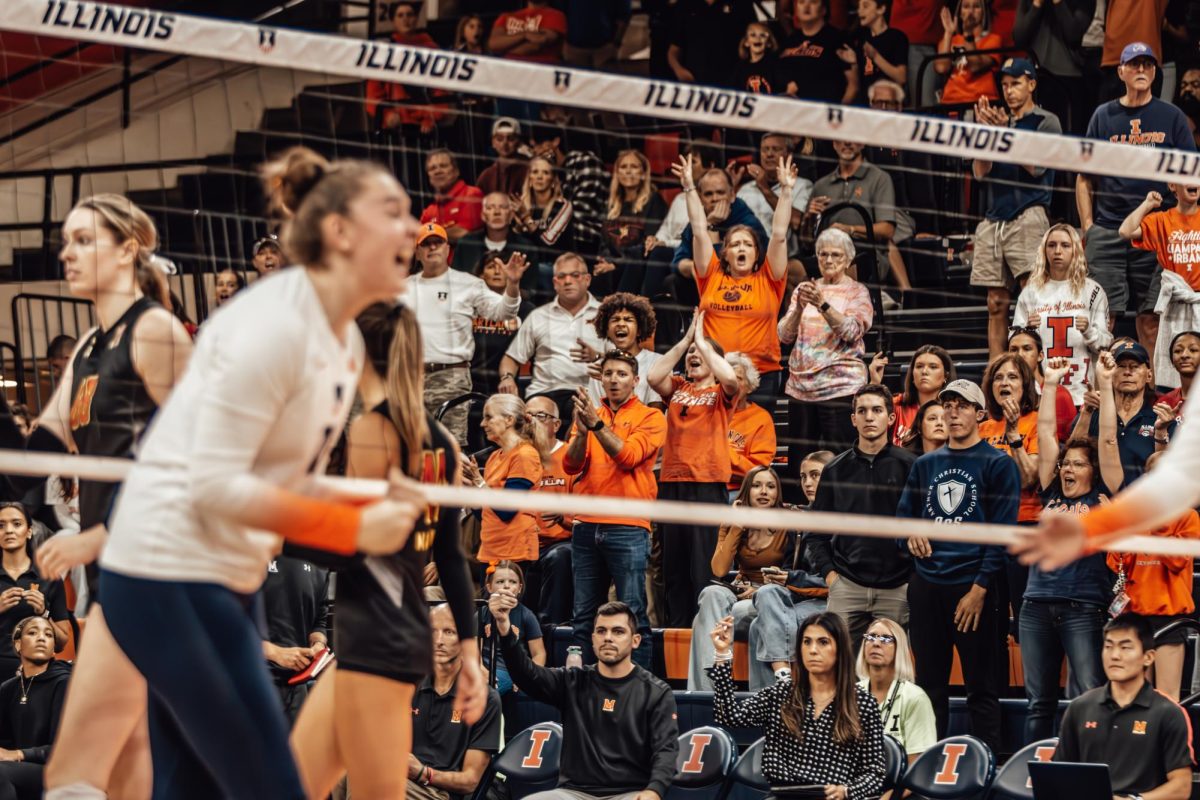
[420,180,484,234]
[492,6,568,64]
[891,0,943,46]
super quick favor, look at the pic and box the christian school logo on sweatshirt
[926,468,979,522]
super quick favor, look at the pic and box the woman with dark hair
[1155,330,1200,430]
[212,269,245,308]
[870,344,955,445]
[0,616,71,800]
[902,400,948,455]
[979,353,1041,523]
[454,14,484,54]
[710,611,885,799]
[0,504,68,680]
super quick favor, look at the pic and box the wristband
[278,496,362,556]
[1155,436,1169,444]
[713,651,733,662]
[500,373,516,382]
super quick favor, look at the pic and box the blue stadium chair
[472,721,564,800]
[724,737,769,800]
[987,738,1058,799]
[666,726,738,800]
[879,734,908,796]
[900,735,996,799]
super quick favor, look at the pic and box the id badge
[1109,591,1131,618]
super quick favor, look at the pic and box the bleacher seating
[666,726,738,800]
[988,738,1059,800]
[900,736,996,799]
[473,721,563,800]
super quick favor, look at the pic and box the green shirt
[858,678,937,755]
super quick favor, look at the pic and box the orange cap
[417,222,448,245]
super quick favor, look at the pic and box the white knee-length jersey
[101,268,363,593]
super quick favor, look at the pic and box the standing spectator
[487,1,567,65]
[891,0,945,106]
[897,379,1020,752]
[584,293,663,409]
[779,229,875,493]
[1007,327,1079,443]
[869,345,956,446]
[1053,614,1194,799]
[512,156,576,258]
[709,611,886,799]
[732,21,780,95]
[808,384,916,643]
[262,554,330,725]
[451,193,533,275]
[1098,1,1169,100]
[0,617,70,800]
[558,141,612,263]
[855,618,938,763]
[470,252,533,397]
[1013,224,1113,406]
[648,314,740,628]
[679,152,796,400]
[601,150,668,295]
[672,169,769,292]
[971,58,1061,359]
[420,150,484,244]
[726,354,777,495]
[250,234,283,276]
[667,0,756,87]
[561,0,630,69]
[732,134,813,245]
[364,2,445,133]
[775,0,860,105]
[476,118,529,198]
[564,352,666,668]
[493,600,680,800]
[1011,0,1095,133]
[454,14,485,54]
[1157,330,1200,420]
[498,252,603,427]
[903,400,949,454]
[1078,42,1197,357]
[408,604,502,800]
[524,396,574,627]
[856,0,910,97]
[977,354,1041,524]
[1020,354,1120,743]
[934,0,1001,105]
[399,224,526,445]
[1177,66,1200,147]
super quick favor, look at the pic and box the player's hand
[710,615,734,656]
[907,536,932,558]
[356,469,424,555]
[454,643,488,725]
[1011,510,1087,571]
[36,525,106,580]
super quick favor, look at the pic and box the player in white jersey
[60,147,426,800]
[1011,223,1112,405]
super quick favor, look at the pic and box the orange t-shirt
[979,412,1042,522]
[727,402,777,490]
[940,33,1001,104]
[1101,0,1168,66]
[566,396,666,530]
[1134,208,1200,290]
[479,442,542,563]
[1106,510,1200,615]
[697,253,787,375]
[661,375,733,484]
[534,445,574,545]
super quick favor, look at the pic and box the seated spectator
[934,0,1001,104]
[600,151,668,295]
[1007,327,1078,443]
[454,13,485,54]
[583,292,663,409]
[524,396,574,626]
[420,150,484,244]
[488,0,567,65]
[0,504,68,678]
[732,133,812,247]
[499,253,603,426]
[648,316,740,627]
[452,192,534,276]
[971,59,1060,359]
[44,335,75,385]
[212,269,244,309]
[902,400,948,454]
[0,617,70,800]
[671,169,769,303]
[409,604,503,800]
[262,554,330,725]
[978,354,1041,524]
[561,0,629,69]
[512,156,576,256]
[1156,331,1200,422]
[462,395,543,568]
[679,152,796,400]
[564,352,666,669]
[1079,43,1197,357]
[1053,613,1193,799]
[869,344,955,446]
[399,224,526,445]
[479,562,546,695]
[493,600,679,800]
[732,20,780,95]
[1013,224,1113,408]
[805,141,912,295]
[1070,340,1164,484]
[667,0,755,87]
[775,0,859,104]
[856,617,937,764]
[726,354,777,495]
[779,229,874,497]
[1021,354,1120,743]
[476,118,529,198]
[808,384,917,644]
[710,611,885,798]
[251,234,283,276]
[1121,183,1200,383]
[856,0,910,96]
[648,141,723,254]
[898,379,1019,753]
[1105,451,1200,702]
[470,252,534,397]
[364,2,445,133]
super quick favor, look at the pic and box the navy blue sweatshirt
[896,440,1019,586]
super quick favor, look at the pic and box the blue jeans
[571,523,652,669]
[749,584,827,690]
[1019,599,1107,743]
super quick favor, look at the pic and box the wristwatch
[589,419,605,432]
[1008,436,1024,449]
[819,301,831,313]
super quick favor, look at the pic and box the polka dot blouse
[709,659,885,799]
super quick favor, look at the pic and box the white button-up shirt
[505,294,604,394]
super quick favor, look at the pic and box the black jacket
[806,444,916,589]
[0,660,71,764]
[500,632,679,798]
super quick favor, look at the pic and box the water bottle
[565,645,583,669]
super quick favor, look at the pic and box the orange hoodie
[1106,510,1200,616]
[564,396,666,531]
[727,403,777,491]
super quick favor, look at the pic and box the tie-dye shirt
[778,279,874,402]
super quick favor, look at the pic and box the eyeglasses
[863,633,897,644]
[817,250,848,261]
[870,99,902,110]
[553,271,588,282]
[528,412,559,423]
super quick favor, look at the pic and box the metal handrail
[1158,618,1200,706]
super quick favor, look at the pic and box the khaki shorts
[971,205,1049,288]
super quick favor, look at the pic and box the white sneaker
[881,291,900,311]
